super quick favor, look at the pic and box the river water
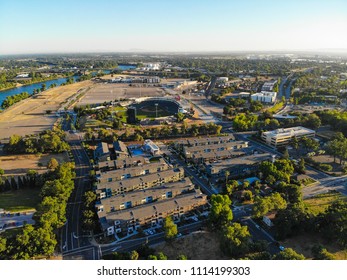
[0,70,112,105]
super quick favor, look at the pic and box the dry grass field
[152,231,226,260]
[0,80,93,139]
[0,153,69,177]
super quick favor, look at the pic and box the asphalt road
[61,132,92,259]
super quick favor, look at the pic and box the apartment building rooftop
[96,177,194,213]
[97,158,168,183]
[96,167,185,195]
[184,141,248,155]
[98,156,148,171]
[175,135,235,147]
[98,191,207,230]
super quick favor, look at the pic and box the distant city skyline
[1,0,347,55]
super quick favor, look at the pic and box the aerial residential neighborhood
[0,1,347,268]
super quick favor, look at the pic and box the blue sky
[0,0,347,54]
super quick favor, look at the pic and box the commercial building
[251,91,277,104]
[95,178,194,213]
[261,126,315,147]
[262,80,277,91]
[96,167,185,199]
[98,190,207,235]
[206,153,273,177]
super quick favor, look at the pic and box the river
[0,70,112,105]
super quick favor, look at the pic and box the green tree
[209,194,233,228]
[163,216,178,240]
[221,223,250,257]
[177,254,188,260]
[273,248,305,260]
[297,158,306,174]
[253,193,287,218]
[130,250,139,260]
[47,158,59,170]
[300,137,319,153]
[176,112,185,122]
[226,180,239,196]
[224,170,230,184]
[311,244,335,260]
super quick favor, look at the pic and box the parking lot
[0,211,36,231]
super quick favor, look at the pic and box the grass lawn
[304,192,346,215]
[85,118,112,129]
[267,101,284,114]
[300,177,318,186]
[0,188,41,212]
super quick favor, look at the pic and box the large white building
[261,126,316,147]
[251,91,277,103]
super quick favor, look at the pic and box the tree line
[5,127,70,154]
[0,162,75,259]
[1,92,30,109]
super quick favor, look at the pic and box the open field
[282,233,347,260]
[0,188,41,212]
[76,83,166,106]
[152,231,225,260]
[0,80,94,140]
[0,153,69,177]
[304,192,346,215]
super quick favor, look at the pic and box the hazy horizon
[1,0,347,55]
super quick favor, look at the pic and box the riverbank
[0,80,94,140]
[0,75,69,92]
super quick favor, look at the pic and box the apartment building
[113,140,129,159]
[261,126,315,147]
[95,178,194,213]
[206,153,273,176]
[174,135,235,150]
[96,159,169,183]
[98,156,148,172]
[98,191,207,236]
[94,142,110,162]
[183,141,248,159]
[96,167,185,199]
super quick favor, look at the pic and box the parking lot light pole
[155,103,158,118]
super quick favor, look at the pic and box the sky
[0,0,347,54]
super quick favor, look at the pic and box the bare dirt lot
[0,80,93,140]
[76,83,166,106]
[0,153,69,177]
[152,231,226,260]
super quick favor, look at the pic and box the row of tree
[1,92,30,109]
[5,128,70,154]
[0,162,76,259]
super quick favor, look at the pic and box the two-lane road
[62,133,92,259]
